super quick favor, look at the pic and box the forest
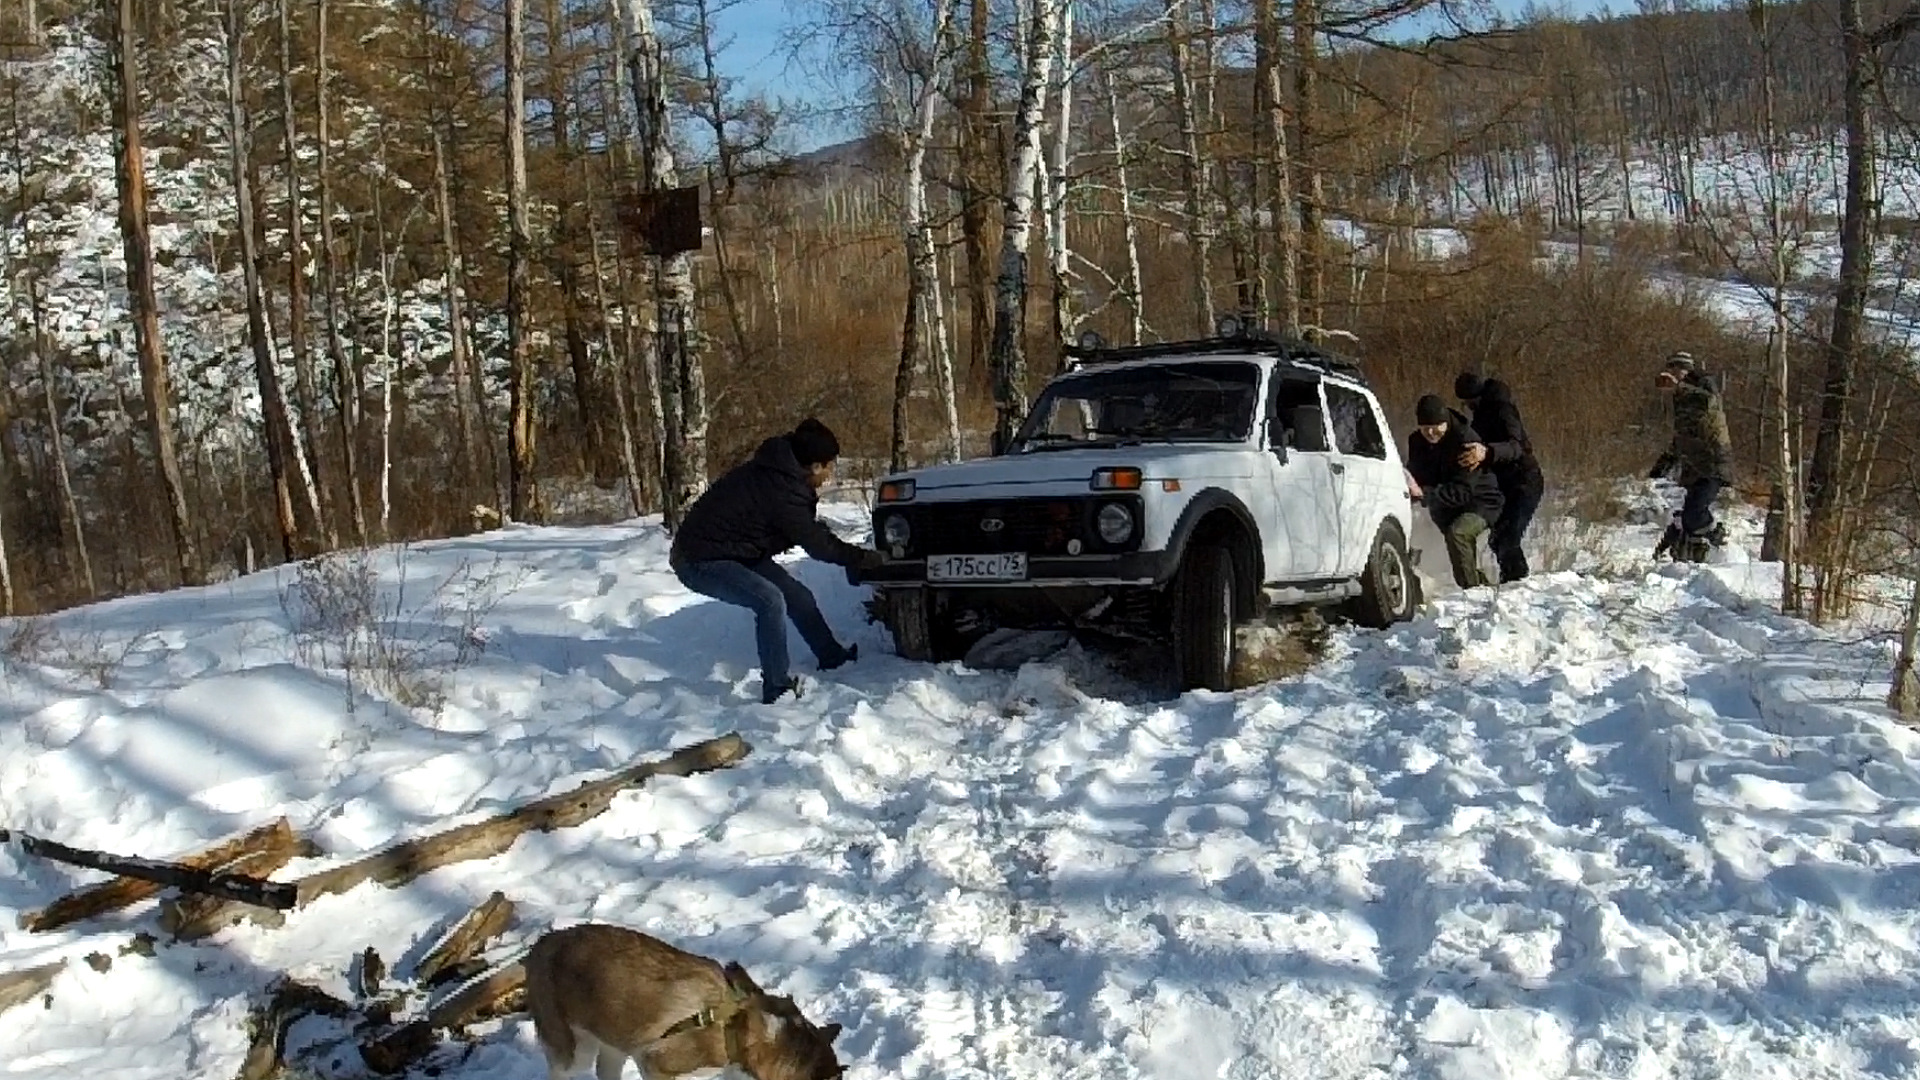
[0,0,1917,636]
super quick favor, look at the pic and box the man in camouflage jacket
[1649,351,1732,561]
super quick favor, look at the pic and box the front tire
[1352,520,1417,628]
[881,587,967,662]
[1174,545,1237,692]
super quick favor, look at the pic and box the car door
[1262,371,1342,580]
[1323,380,1397,576]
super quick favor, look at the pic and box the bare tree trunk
[961,0,994,391]
[546,0,609,483]
[505,0,538,523]
[986,0,1066,452]
[279,0,333,546]
[372,125,397,540]
[315,0,367,546]
[1045,0,1075,358]
[621,0,708,528]
[1292,0,1325,332]
[892,0,960,473]
[0,443,12,611]
[584,185,646,517]
[1892,567,1920,717]
[1165,0,1214,334]
[1105,71,1145,345]
[7,81,94,596]
[431,122,482,501]
[226,0,302,563]
[1809,0,1903,540]
[109,0,201,586]
[1752,0,1800,612]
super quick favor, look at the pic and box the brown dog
[522,923,847,1080]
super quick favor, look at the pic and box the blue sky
[709,0,1637,152]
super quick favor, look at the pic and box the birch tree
[869,0,963,471]
[505,0,539,521]
[279,0,333,544]
[987,0,1068,451]
[620,0,708,528]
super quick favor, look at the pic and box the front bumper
[854,550,1179,588]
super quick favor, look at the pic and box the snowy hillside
[3,493,1918,1079]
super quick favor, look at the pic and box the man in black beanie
[1453,371,1546,583]
[670,417,884,703]
[1404,393,1505,589]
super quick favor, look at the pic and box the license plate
[927,553,1028,582]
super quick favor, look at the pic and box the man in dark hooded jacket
[1454,372,1546,583]
[1404,394,1505,590]
[670,418,884,703]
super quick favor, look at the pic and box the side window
[1266,375,1328,451]
[1326,383,1387,459]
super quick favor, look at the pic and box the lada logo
[979,517,1005,532]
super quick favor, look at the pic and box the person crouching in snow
[1404,394,1505,590]
[1648,351,1733,562]
[669,418,884,704]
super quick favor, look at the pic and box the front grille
[874,496,1143,557]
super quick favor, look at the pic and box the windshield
[1011,360,1261,452]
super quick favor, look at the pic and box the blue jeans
[673,557,848,701]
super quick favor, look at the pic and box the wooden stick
[360,959,527,1075]
[7,831,297,911]
[414,891,515,986]
[0,959,64,1017]
[20,818,297,933]
[172,733,751,940]
[157,840,306,940]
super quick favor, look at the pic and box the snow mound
[1,503,1916,1080]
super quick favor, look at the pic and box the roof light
[1076,329,1108,351]
[1214,313,1244,338]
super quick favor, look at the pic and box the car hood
[889,444,1257,493]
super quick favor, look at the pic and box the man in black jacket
[670,418,884,703]
[1404,394,1505,590]
[1454,372,1546,583]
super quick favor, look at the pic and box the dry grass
[279,545,523,716]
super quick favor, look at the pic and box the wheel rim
[1380,544,1409,614]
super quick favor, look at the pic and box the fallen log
[172,733,751,941]
[233,977,354,1080]
[19,817,297,933]
[0,958,65,1017]
[360,959,527,1075]
[6,831,297,912]
[414,891,514,987]
[157,840,307,939]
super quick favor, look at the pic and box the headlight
[1096,503,1135,544]
[882,513,912,547]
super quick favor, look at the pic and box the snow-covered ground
[3,493,1918,1080]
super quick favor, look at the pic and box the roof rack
[1061,314,1367,382]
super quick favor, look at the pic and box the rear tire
[1174,545,1237,692]
[1352,521,1417,628]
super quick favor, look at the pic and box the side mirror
[1288,404,1330,453]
